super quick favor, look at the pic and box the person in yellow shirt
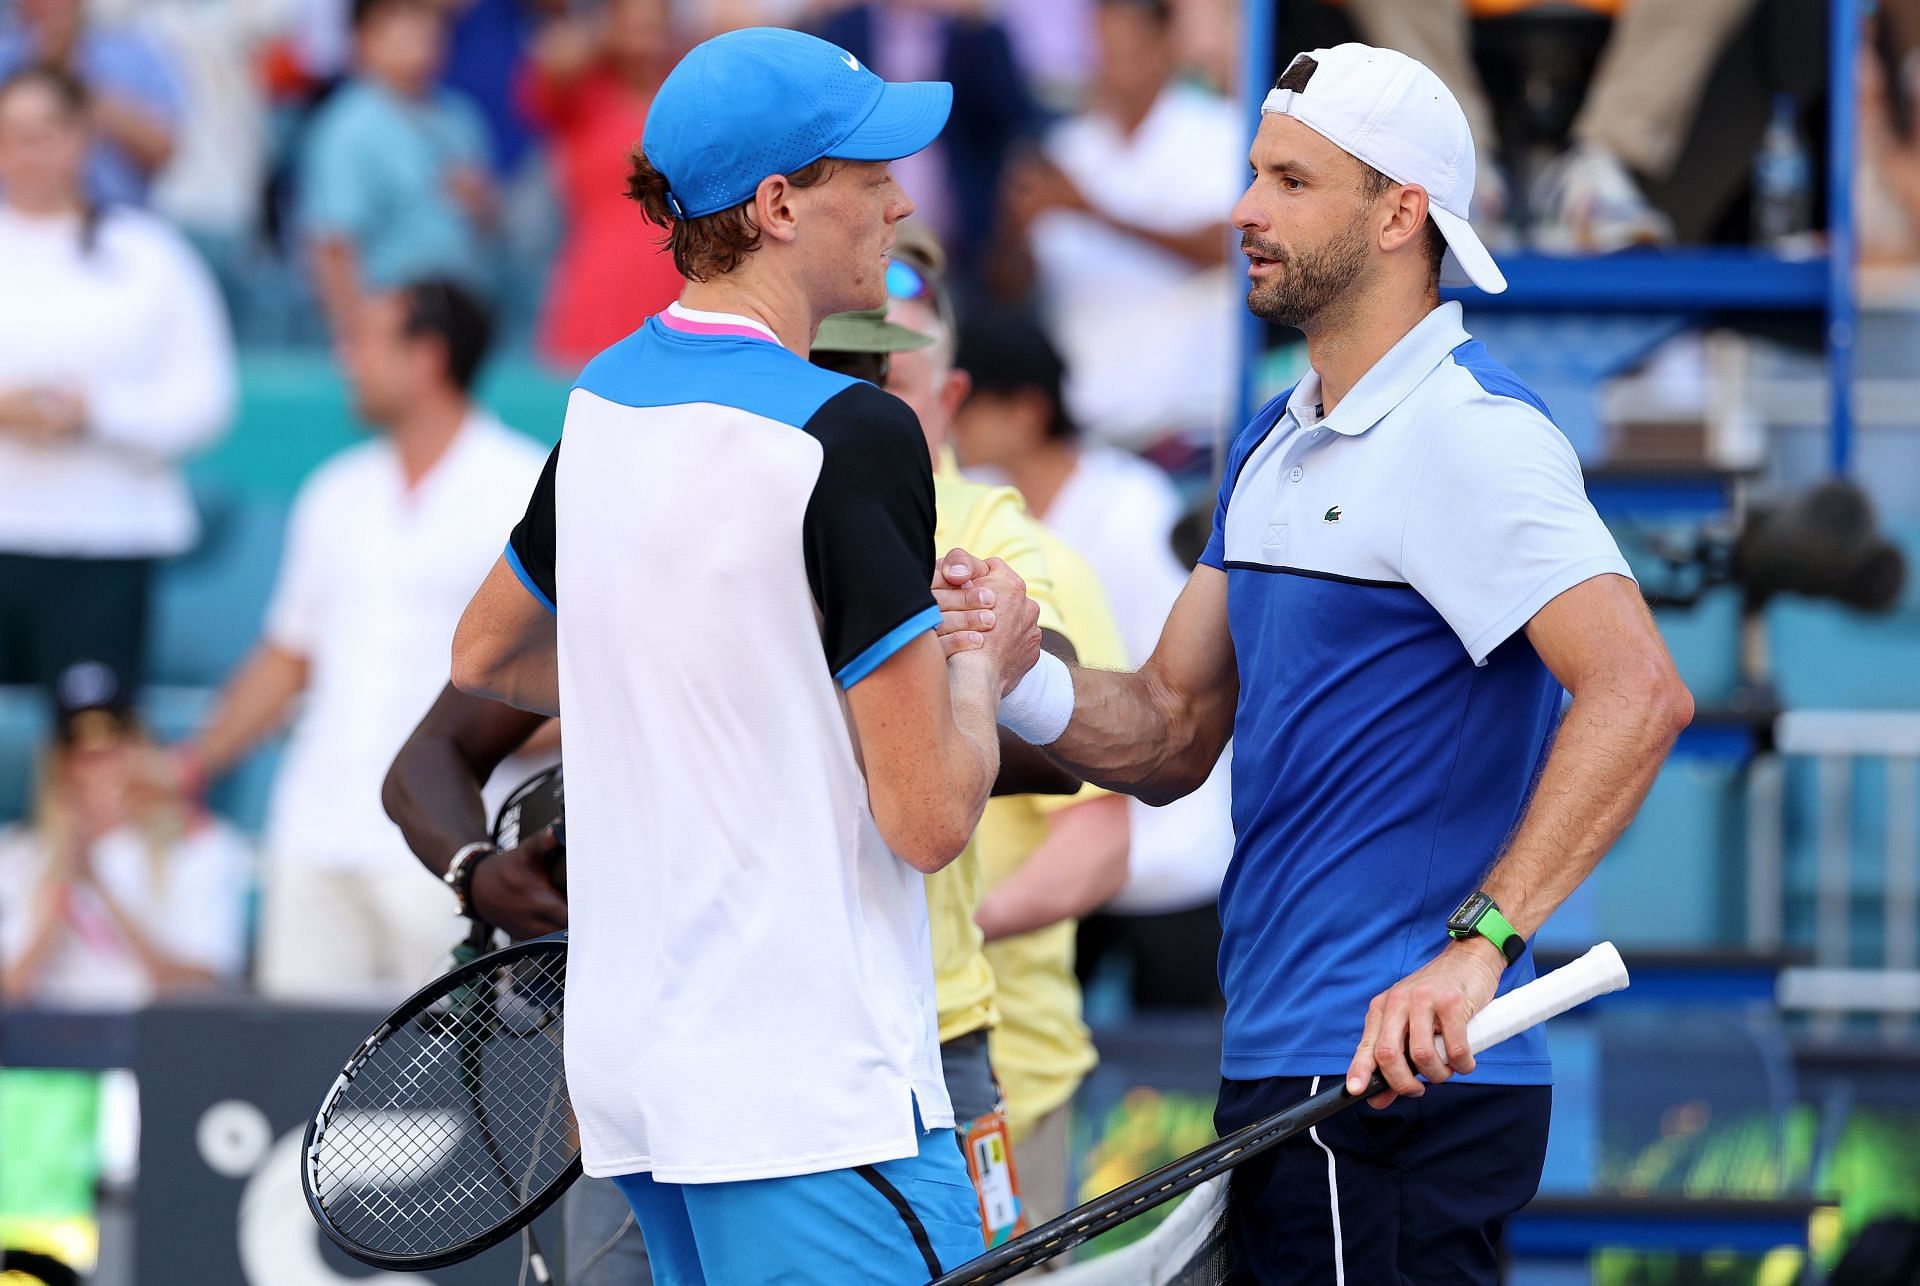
[818,223,1132,1233]
[812,299,1079,1249]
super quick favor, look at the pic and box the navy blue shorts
[1214,1075,1551,1285]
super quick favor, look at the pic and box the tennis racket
[300,926,579,1274]
[931,942,1631,1285]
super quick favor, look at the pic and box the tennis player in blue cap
[452,25,1040,1286]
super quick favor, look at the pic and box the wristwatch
[444,841,498,919]
[1446,890,1525,966]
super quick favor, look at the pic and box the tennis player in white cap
[941,42,1693,1282]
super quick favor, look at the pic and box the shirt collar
[1288,301,1471,438]
[658,301,781,344]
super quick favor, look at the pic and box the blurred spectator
[179,279,546,1001]
[817,0,1040,280]
[520,0,682,370]
[1001,0,1240,453]
[0,0,183,205]
[299,0,494,329]
[954,306,1231,1012]
[443,0,539,179]
[94,0,298,274]
[1344,0,1755,250]
[999,0,1097,107]
[0,661,249,1009]
[1861,5,1920,266]
[0,65,236,690]
[294,0,354,81]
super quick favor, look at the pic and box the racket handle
[1427,941,1630,1068]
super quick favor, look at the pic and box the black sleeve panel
[506,441,559,612]
[800,382,939,686]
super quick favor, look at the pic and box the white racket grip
[1433,942,1630,1067]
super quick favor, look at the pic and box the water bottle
[1752,94,1813,249]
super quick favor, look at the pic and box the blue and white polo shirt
[1200,301,1632,1085]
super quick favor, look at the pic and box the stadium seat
[147,487,289,690]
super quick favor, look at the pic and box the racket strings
[309,947,576,1256]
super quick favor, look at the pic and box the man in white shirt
[181,277,547,1000]
[1001,0,1243,452]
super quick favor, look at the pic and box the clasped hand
[929,548,1042,694]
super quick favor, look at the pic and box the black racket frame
[930,1071,1385,1285]
[301,930,581,1272]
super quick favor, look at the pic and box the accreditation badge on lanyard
[962,1106,1025,1247]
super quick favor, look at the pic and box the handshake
[930,547,1044,696]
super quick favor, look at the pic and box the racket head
[301,932,579,1271]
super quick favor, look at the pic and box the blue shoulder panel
[574,318,862,429]
[1448,339,1552,420]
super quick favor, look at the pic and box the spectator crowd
[0,0,1263,1014]
[0,4,1875,1270]
[3,1,1895,1280]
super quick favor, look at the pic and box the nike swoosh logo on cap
[843,53,860,72]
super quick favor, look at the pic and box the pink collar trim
[658,301,781,344]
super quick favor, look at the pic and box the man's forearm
[384,732,496,879]
[946,651,1004,822]
[1481,685,1689,939]
[195,645,308,779]
[976,794,1129,941]
[92,97,174,172]
[383,687,548,877]
[308,238,362,332]
[1044,664,1230,807]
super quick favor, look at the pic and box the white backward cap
[1262,43,1505,294]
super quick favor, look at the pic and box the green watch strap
[1468,901,1523,964]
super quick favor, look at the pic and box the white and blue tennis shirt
[1200,301,1633,1086]
[502,303,955,1183]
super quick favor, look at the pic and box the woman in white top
[0,661,250,1009]
[0,64,234,688]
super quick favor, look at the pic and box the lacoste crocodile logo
[1323,505,1342,523]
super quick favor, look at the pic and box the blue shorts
[612,1107,985,1285]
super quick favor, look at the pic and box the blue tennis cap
[643,27,953,221]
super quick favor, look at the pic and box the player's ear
[755,173,802,245]
[1380,181,1429,256]
[941,368,971,418]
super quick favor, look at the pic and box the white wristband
[999,650,1074,745]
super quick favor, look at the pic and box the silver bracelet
[443,840,499,917]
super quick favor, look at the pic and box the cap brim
[1430,205,1506,294]
[815,313,937,354]
[827,80,953,162]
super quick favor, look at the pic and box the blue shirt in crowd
[0,23,184,206]
[1199,302,1634,1087]
[298,78,491,290]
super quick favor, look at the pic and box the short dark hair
[352,0,435,30]
[398,277,494,392]
[1097,0,1173,24]
[625,149,842,283]
[1359,164,1448,287]
[955,306,1076,442]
